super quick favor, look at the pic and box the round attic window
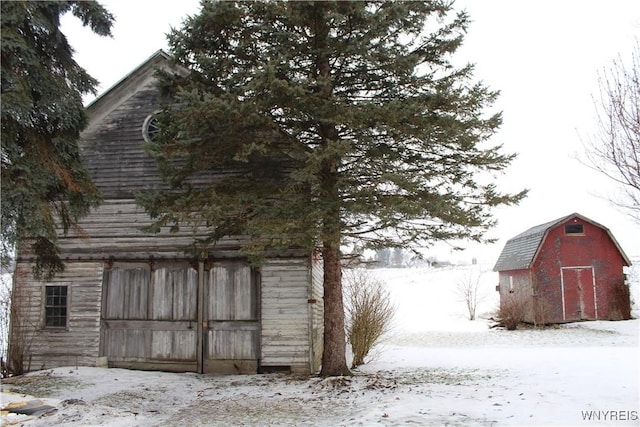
[142,114,161,143]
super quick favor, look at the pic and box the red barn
[493,213,632,324]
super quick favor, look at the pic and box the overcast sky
[61,0,640,262]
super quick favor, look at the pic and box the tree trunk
[313,2,350,377]
[320,239,351,376]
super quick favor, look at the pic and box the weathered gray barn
[9,51,324,375]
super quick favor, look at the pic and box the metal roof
[492,213,631,271]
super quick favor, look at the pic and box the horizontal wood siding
[81,56,228,200]
[260,258,312,374]
[22,199,247,260]
[82,87,164,198]
[10,262,104,371]
[310,252,324,373]
[10,51,322,376]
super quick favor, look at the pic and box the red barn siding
[495,213,631,324]
[532,219,628,321]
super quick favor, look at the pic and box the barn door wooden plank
[104,267,150,319]
[148,266,198,362]
[151,267,198,321]
[202,261,259,374]
[174,268,198,320]
[151,268,173,320]
[209,266,234,320]
[104,269,125,319]
[126,268,149,319]
[102,263,198,371]
[234,266,257,320]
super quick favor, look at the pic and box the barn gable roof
[79,50,298,201]
[84,49,175,133]
[493,213,631,271]
[79,50,191,199]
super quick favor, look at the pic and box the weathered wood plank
[16,200,248,261]
[11,48,321,376]
[11,262,104,371]
[102,262,199,366]
[172,268,198,320]
[202,261,260,365]
[260,258,315,372]
[151,330,197,360]
[151,268,173,320]
[102,320,196,330]
[206,330,258,360]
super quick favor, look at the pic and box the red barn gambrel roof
[493,213,632,272]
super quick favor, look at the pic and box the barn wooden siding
[261,257,322,374]
[53,200,245,260]
[13,256,321,375]
[10,262,104,371]
[494,213,631,324]
[532,220,629,322]
[203,261,260,374]
[13,199,321,375]
[310,252,324,372]
[10,51,325,376]
[80,52,225,201]
[101,262,199,372]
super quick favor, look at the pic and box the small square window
[565,224,584,234]
[45,285,68,327]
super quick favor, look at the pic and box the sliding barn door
[101,263,198,372]
[202,261,259,374]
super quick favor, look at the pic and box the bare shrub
[344,270,395,368]
[7,287,36,375]
[497,292,530,330]
[532,296,552,327]
[456,269,486,321]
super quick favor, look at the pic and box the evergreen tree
[139,1,526,376]
[1,1,114,279]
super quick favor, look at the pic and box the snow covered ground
[1,265,639,426]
